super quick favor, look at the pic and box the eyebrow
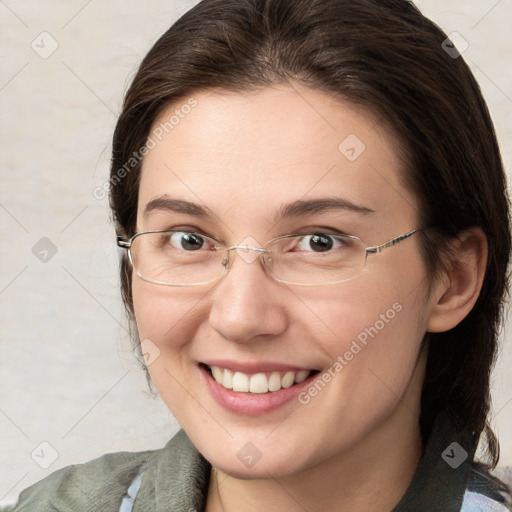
[273,197,374,223]
[143,196,214,218]
[143,195,374,223]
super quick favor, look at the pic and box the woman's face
[133,84,434,478]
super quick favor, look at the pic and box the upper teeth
[208,365,311,393]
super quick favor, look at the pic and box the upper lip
[201,360,318,374]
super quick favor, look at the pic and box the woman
[10,0,511,510]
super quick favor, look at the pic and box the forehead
[137,84,418,232]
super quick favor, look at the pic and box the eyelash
[160,226,351,240]
[163,226,220,241]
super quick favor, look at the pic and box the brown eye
[308,234,334,252]
[295,234,345,253]
[169,232,205,251]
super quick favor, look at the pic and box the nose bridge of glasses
[222,244,269,267]
[226,244,267,252]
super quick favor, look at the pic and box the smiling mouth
[201,363,320,394]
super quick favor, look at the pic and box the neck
[205,406,424,512]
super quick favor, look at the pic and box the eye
[294,233,349,253]
[168,231,209,251]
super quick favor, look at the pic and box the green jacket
[7,413,511,511]
[9,429,208,511]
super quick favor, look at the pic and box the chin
[210,455,298,480]
[201,437,318,480]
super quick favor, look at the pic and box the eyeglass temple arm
[366,229,418,255]
[117,236,131,249]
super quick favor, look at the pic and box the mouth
[200,363,321,394]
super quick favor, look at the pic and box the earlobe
[426,227,488,333]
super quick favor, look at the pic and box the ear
[426,227,488,333]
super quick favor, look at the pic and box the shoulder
[463,463,511,512]
[461,490,510,511]
[10,429,208,512]
[10,447,156,512]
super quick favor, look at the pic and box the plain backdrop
[1,0,511,506]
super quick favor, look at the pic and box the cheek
[290,311,426,470]
[306,278,419,356]
[131,278,205,353]
[304,274,429,404]
[131,278,210,419]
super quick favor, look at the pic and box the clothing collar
[393,411,476,511]
[132,412,476,511]
[132,429,210,512]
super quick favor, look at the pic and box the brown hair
[109,0,511,484]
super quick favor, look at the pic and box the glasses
[117,229,419,287]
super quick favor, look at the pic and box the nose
[208,245,288,343]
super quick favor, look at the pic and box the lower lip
[199,364,319,416]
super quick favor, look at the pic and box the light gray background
[1,0,511,506]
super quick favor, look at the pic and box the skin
[132,83,487,512]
